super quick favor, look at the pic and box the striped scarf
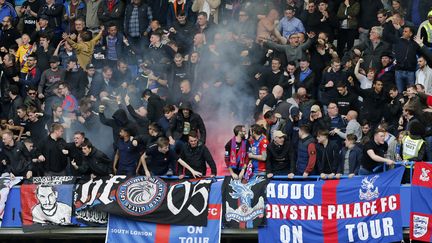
[229,137,247,169]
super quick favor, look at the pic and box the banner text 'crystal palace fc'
[259,167,404,243]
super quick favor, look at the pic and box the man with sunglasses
[23,86,42,111]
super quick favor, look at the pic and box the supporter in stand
[178,131,217,178]
[248,124,269,175]
[224,125,249,180]
[359,128,395,175]
[296,124,317,177]
[316,129,339,179]
[137,136,176,177]
[113,126,140,176]
[266,130,294,179]
[72,139,113,177]
[2,130,33,178]
[168,101,206,146]
[336,134,362,178]
[0,0,427,182]
[400,120,427,182]
[63,131,86,175]
[38,123,68,176]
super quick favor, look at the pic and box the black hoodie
[147,93,166,123]
[99,108,138,144]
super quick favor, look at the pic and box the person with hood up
[167,101,206,146]
[98,105,138,145]
[142,89,165,123]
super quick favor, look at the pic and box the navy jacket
[337,144,362,174]
[316,140,339,174]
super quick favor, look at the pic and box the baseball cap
[311,105,321,113]
[48,56,60,63]
[86,63,95,69]
[38,15,49,21]
[273,130,286,138]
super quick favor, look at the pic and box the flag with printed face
[259,167,404,243]
[20,176,75,232]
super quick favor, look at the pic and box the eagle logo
[359,175,380,201]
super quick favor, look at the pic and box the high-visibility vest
[423,22,432,44]
[402,135,425,161]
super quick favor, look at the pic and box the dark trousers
[337,28,357,57]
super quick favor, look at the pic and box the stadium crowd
[0,0,430,182]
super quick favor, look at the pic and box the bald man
[297,87,306,97]
[332,110,362,142]
[263,85,284,112]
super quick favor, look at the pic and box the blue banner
[106,180,222,243]
[259,168,404,243]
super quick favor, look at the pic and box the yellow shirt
[16,44,34,74]
[66,32,103,70]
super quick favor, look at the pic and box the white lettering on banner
[167,180,212,216]
[110,228,153,236]
[130,230,153,236]
[345,217,394,242]
[79,179,103,205]
[75,209,108,224]
[78,176,126,205]
[267,183,315,199]
[101,176,127,205]
[280,225,303,243]
[179,237,209,243]
[388,196,397,210]
[111,228,129,234]
[209,207,218,216]
[187,226,203,234]
[33,176,75,185]
[267,195,399,220]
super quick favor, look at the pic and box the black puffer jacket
[2,141,33,176]
[77,148,113,176]
[266,141,295,175]
[179,144,217,176]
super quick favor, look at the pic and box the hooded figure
[142,89,165,122]
[167,101,206,144]
[99,108,138,144]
